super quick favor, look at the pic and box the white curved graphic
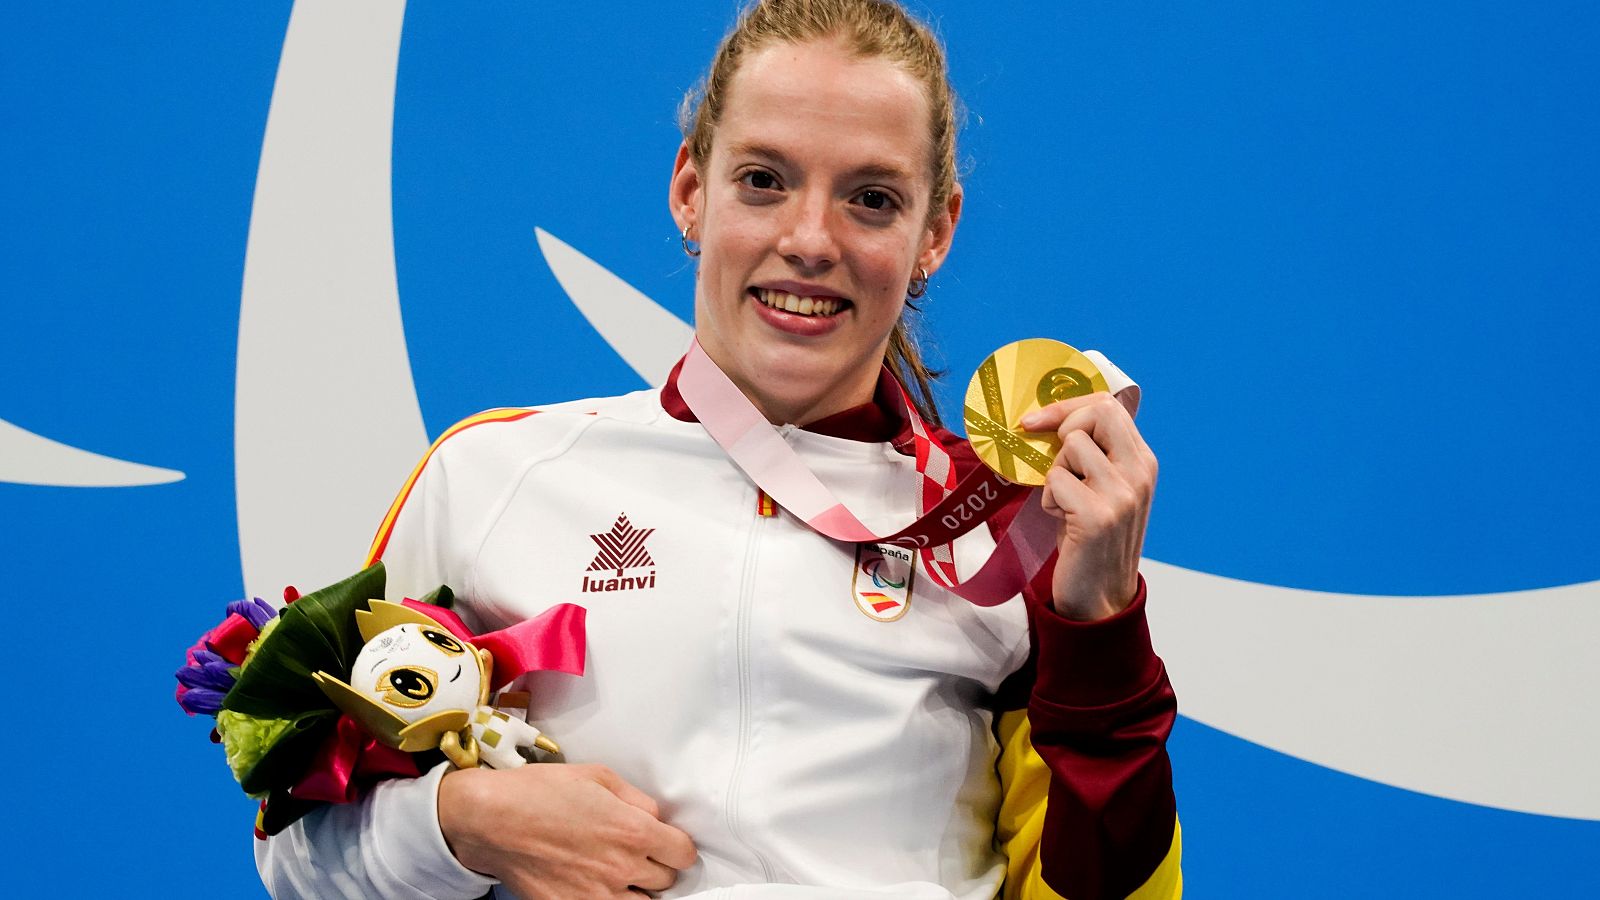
[1142,561,1599,820]
[239,0,1598,821]
[535,228,694,385]
[235,0,426,602]
[0,416,183,487]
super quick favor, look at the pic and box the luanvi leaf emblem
[587,513,656,577]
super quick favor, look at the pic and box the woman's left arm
[991,392,1182,900]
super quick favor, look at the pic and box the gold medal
[964,338,1108,485]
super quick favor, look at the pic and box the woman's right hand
[438,763,698,899]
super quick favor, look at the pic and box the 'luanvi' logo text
[582,513,658,592]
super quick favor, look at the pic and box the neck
[696,339,884,428]
[749,377,877,427]
[728,363,879,428]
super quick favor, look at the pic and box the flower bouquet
[176,562,586,836]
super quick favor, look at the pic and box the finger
[582,765,661,818]
[1061,406,1158,499]
[629,857,681,892]
[1056,428,1125,492]
[1042,461,1098,519]
[1018,391,1115,431]
[1053,396,1145,465]
[644,821,699,871]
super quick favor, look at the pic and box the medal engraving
[1037,366,1095,406]
[965,338,1109,486]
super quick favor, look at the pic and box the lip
[747,284,852,338]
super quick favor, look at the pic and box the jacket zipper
[724,487,776,881]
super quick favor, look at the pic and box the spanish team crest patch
[852,543,915,622]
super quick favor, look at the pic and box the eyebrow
[726,141,916,184]
[370,656,389,674]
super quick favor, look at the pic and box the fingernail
[1019,411,1043,430]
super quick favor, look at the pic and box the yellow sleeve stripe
[996,708,1053,899]
[362,407,539,565]
[994,709,1182,900]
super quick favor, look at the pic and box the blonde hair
[680,0,959,426]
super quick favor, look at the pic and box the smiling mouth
[449,663,462,683]
[752,287,849,317]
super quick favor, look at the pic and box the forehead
[715,38,931,182]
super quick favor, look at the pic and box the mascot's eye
[377,665,437,707]
[421,628,466,655]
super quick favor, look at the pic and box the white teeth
[757,288,841,317]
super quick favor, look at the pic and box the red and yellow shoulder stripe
[363,407,540,565]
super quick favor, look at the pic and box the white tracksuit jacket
[255,387,1036,899]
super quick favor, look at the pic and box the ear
[669,141,704,234]
[917,183,963,276]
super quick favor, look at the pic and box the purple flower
[226,597,277,630]
[176,653,236,692]
[175,644,241,715]
[176,599,273,716]
[177,687,229,716]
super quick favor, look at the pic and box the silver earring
[906,267,929,299]
[681,225,701,258]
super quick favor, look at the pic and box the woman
[257,1,1179,898]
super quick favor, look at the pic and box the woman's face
[671,36,961,425]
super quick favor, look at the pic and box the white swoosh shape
[540,233,1600,820]
[0,416,183,487]
[534,227,694,385]
[235,0,426,601]
[242,0,1599,820]
[1143,561,1599,820]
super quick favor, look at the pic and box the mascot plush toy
[313,600,560,769]
[176,562,586,836]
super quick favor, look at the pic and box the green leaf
[417,583,454,609]
[287,562,388,671]
[237,709,339,796]
[222,563,388,719]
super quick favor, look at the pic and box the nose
[776,189,839,272]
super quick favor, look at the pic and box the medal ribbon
[677,339,1139,606]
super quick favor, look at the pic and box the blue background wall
[2,1,1596,895]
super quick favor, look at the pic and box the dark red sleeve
[1023,566,1178,900]
[936,425,1178,898]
